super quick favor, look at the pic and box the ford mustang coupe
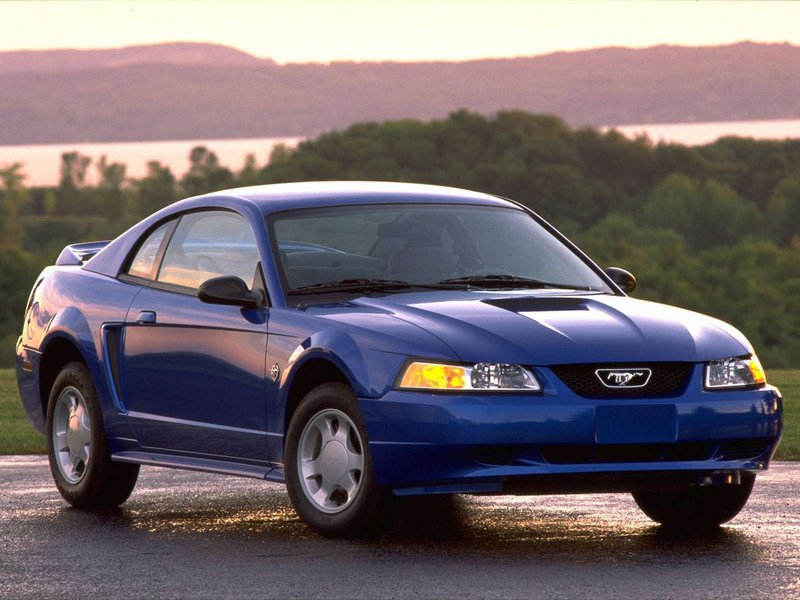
[15,181,782,536]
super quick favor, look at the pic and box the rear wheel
[633,474,755,529]
[285,382,390,537]
[46,362,139,508]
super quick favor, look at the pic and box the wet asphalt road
[0,457,798,599]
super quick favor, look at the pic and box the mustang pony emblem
[595,368,653,388]
[270,363,281,382]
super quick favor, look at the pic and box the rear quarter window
[126,221,172,280]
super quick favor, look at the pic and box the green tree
[136,161,178,216]
[0,248,46,366]
[641,173,699,241]
[181,146,234,197]
[692,179,761,250]
[96,155,128,222]
[642,174,760,250]
[577,215,702,309]
[42,189,57,216]
[575,127,656,215]
[236,153,264,187]
[57,151,92,214]
[0,162,29,249]
[766,176,800,245]
[689,240,800,368]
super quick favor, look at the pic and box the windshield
[268,203,610,298]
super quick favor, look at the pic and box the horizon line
[1,38,797,67]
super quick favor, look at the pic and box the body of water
[3,119,800,187]
[610,118,800,145]
[0,136,302,187]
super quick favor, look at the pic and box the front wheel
[46,362,139,508]
[285,382,390,537]
[633,473,755,529]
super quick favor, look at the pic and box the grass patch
[771,370,800,460]
[0,369,798,458]
[0,369,45,454]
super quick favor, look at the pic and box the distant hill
[0,42,266,74]
[1,41,800,144]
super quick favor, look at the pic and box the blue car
[15,181,782,536]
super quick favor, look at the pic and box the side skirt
[112,450,285,483]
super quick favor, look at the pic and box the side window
[126,221,173,280]
[157,211,260,290]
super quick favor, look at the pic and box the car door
[121,210,269,462]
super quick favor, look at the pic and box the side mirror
[198,275,263,308]
[604,267,636,293]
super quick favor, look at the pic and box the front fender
[268,328,411,467]
[277,328,408,414]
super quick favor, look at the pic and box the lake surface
[0,137,302,187]
[609,118,800,145]
[3,118,800,187]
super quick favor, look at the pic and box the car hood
[352,291,752,365]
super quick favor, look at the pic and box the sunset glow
[1,0,799,63]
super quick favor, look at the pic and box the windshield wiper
[437,274,596,291]
[289,275,594,296]
[289,278,448,296]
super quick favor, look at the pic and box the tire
[46,361,139,508]
[285,382,390,537]
[633,473,755,529]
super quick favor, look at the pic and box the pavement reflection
[1,456,798,599]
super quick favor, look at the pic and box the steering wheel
[455,250,484,274]
[194,255,220,277]
[463,267,516,277]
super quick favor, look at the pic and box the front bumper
[359,365,782,495]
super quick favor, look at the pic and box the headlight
[397,361,541,391]
[704,355,766,389]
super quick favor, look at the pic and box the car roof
[204,181,516,214]
[84,181,520,280]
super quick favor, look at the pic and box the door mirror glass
[604,267,636,293]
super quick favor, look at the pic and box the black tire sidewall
[45,362,117,507]
[633,474,756,528]
[285,382,386,536]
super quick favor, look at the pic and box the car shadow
[368,494,761,562]
[44,488,763,567]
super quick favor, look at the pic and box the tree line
[1,110,798,367]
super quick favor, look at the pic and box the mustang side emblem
[595,368,652,388]
[270,363,281,382]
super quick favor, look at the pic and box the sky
[1,1,800,63]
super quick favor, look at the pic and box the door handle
[135,310,157,325]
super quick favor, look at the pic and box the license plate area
[594,404,677,444]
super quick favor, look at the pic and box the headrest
[377,221,440,239]
[387,247,457,273]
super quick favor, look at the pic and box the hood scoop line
[483,297,590,312]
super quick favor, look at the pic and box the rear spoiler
[55,241,111,266]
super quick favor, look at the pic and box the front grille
[550,362,693,399]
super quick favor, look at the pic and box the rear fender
[38,311,134,443]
